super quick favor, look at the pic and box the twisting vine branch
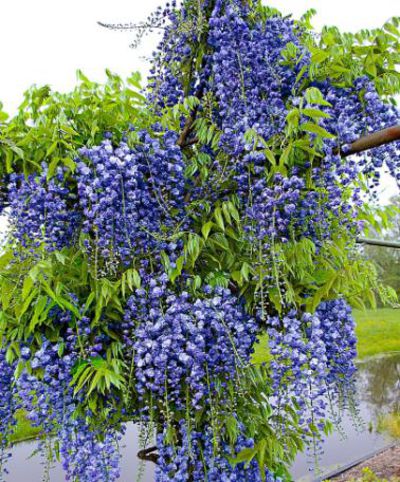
[177,85,206,148]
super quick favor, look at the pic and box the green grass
[377,412,400,439]
[353,308,400,359]
[252,308,400,364]
[252,334,271,365]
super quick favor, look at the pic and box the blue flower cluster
[247,174,307,244]
[267,299,357,432]
[0,350,16,479]
[151,0,400,239]
[208,2,307,157]
[8,166,79,251]
[2,1,399,481]
[156,420,279,481]
[246,170,365,249]
[320,77,400,189]
[148,1,192,109]
[128,277,258,409]
[77,130,186,264]
[147,0,220,110]
[17,337,122,482]
[317,299,357,386]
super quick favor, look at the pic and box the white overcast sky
[0,0,399,216]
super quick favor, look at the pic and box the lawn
[353,308,400,359]
[252,308,400,364]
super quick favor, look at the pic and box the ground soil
[331,445,400,481]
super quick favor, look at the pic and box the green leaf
[256,440,267,482]
[202,221,214,240]
[18,289,39,320]
[46,141,58,157]
[304,87,332,107]
[1,279,14,311]
[0,250,12,270]
[5,150,13,173]
[22,276,34,301]
[54,251,66,265]
[170,256,185,283]
[83,292,96,314]
[11,145,24,159]
[263,149,276,166]
[231,447,258,466]
[311,49,330,64]
[130,269,141,289]
[227,202,240,224]
[0,111,9,122]
[280,145,292,166]
[384,21,400,37]
[63,157,76,172]
[225,415,238,444]
[302,108,331,119]
[58,297,81,318]
[28,295,48,333]
[214,208,225,231]
[192,275,202,290]
[301,122,335,139]
[241,262,250,282]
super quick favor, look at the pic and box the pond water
[7,354,400,482]
[292,354,400,481]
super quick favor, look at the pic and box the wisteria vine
[0,0,399,481]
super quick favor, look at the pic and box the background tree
[364,196,400,299]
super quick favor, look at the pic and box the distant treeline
[365,196,400,301]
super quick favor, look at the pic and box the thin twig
[97,21,165,31]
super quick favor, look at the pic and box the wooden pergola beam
[340,125,400,157]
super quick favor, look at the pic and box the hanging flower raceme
[320,77,400,188]
[245,171,365,248]
[127,277,258,409]
[156,420,280,482]
[17,337,123,482]
[316,299,358,386]
[0,350,16,480]
[246,174,307,244]
[208,4,307,156]
[77,129,186,264]
[267,299,357,433]
[8,165,79,252]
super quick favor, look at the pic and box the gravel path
[331,445,400,481]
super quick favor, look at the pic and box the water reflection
[8,355,400,481]
[7,424,155,482]
[292,354,400,481]
[358,355,400,414]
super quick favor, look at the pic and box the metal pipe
[356,237,400,249]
